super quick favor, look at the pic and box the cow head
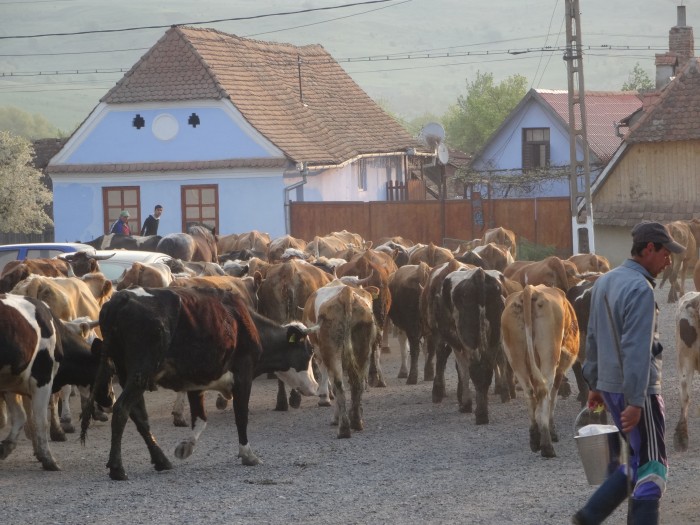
[274,323,318,396]
[63,251,115,277]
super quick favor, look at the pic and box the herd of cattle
[1,224,699,480]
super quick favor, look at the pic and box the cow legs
[48,392,67,442]
[129,394,172,473]
[58,385,75,434]
[315,359,333,407]
[107,382,148,480]
[424,336,436,382]
[175,391,208,460]
[332,377,351,438]
[674,355,694,451]
[0,394,24,461]
[0,396,6,429]
[171,391,189,427]
[397,330,409,379]
[368,336,386,388]
[470,356,494,425]
[231,372,260,466]
[30,384,61,471]
[407,333,422,385]
[454,352,473,414]
[432,340,451,403]
[273,380,301,411]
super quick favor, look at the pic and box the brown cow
[501,285,579,457]
[304,235,349,259]
[420,259,472,388]
[661,221,695,303]
[336,250,398,387]
[227,230,271,255]
[256,259,332,410]
[407,242,454,267]
[328,230,368,249]
[267,235,307,262]
[504,256,575,292]
[302,280,379,438]
[567,253,611,274]
[0,258,72,293]
[80,273,114,306]
[483,227,517,258]
[388,262,432,384]
[472,243,514,272]
[115,261,173,290]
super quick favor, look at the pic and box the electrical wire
[0,0,400,40]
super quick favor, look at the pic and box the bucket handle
[574,406,607,437]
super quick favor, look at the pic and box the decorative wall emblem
[152,113,179,141]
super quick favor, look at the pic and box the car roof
[0,242,96,252]
[91,250,172,263]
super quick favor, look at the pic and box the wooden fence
[290,197,572,256]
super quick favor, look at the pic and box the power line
[0,44,668,77]
[0,47,150,58]
[0,0,400,40]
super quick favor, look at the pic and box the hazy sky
[0,0,696,132]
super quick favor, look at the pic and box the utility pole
[564,0,594,254]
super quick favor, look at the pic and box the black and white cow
[435,267,506,424]
[565,279,595,405]
[80,286,317,481]
[0,294,109,471]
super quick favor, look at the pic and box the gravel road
[1,286,699,525]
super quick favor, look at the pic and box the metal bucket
[574,408,621,486]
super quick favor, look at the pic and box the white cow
[674,291,700,451]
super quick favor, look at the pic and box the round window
[152,114,179,141]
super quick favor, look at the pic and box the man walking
[573,221,683,524]
[141,204,163,236]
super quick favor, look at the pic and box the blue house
[48,26,422,242]
[467,89,642,199]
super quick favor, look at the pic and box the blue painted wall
[471,102,583,198]
[66,107,273,164]
[53,174,288,243]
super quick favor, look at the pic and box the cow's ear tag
[289,334,297,343]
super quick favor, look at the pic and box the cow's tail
[523,286,547,395]
[80,338,112,444]
[80,292,129,444]
[478,272,490,361]
[338,286,359,378]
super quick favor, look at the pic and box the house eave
[47,157,291,175]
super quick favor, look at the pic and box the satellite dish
[437,143,450,165]
[418,122,446,149]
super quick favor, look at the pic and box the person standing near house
[140,204,163,236]
[110,210,131,235]
[572,221,683,525]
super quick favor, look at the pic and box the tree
[443,71,528,155]
[0,106,64,140]
[621,62,654,92]
[0,131,53,233]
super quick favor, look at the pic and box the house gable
[99,26,418,166]
[50,100,283,166]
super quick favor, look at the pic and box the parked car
[0,242,96,274]
[83,250,173,282]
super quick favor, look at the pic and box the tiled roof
[625,58,700,143]
[594,201,700,227]
[32,138,67,169]
[47,157,288,175]
[536,90,643,163]
[101,26,418,165]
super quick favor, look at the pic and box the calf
[303,281,379,438]
[501,285,579,457]
[80,287,317,480]
[674,291,700,451]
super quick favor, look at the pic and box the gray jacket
[582,259,662,407]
